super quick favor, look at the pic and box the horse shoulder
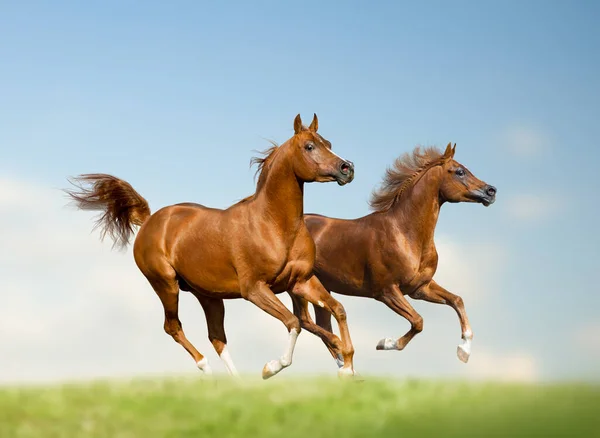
[289,222,316,267]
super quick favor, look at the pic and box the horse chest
[271,234,314,291]
[396,242,438,293]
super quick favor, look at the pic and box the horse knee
[330,302,347,322]
[296,311,312,327]
[452,296,465,309]
[283,315,301,333]
[164,318,182,338]
[413,315,424,333]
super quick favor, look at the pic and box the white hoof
[196,358,213,375]
[337,366,355,378]
[262,360,283,380]
[457,341,471,363]
[334,354,344,369]
[376,337,397,350]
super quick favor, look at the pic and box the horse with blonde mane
[66,114,358,379]
[302,143,496,366]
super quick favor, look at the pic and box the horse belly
[167,213,241,296]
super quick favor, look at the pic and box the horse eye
[305,144,314,151]
[456,168,465,177]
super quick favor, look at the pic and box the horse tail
[65,174,151,250]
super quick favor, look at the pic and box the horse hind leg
[145,265,212,374]
[193,293,240,377]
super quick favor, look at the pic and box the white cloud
[504,193,562,221]
[466,351,539,382]
[503,125,549,158]
[434,235,508,304]
[0,177,526,384]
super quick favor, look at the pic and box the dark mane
[369,146,446,212]
[236,140,282,204]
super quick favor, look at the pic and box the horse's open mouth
[480,197,495,207]
[336,173,354,186]
[337,176,354,186]
[468,190,495,206]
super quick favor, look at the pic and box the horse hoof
[457,344,471,363]
[337,366,356,379]
[261,360,282,380]
[196,358,213,375]
[334,355,345,369]
[376,338,396,350]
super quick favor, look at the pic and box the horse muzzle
[470,185,497,207]
[336,160,355,186]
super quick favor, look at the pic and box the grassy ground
[0,375,598,438]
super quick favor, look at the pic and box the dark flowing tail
[65,174,151,250]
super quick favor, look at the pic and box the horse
[302,143,496,366]
[65,114,358,379]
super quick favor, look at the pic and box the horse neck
[254,148,304,230]
[386,166,443,243]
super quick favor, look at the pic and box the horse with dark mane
[66,114,358,379]
[303,143,496,366]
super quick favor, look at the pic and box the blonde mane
[369,146,448,212]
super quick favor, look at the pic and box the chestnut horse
[303,143,496,366]
[65,114,357,379]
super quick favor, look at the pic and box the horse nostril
[486,185,497,197]
[340,162,351,175]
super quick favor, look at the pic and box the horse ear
[308,113,319,132]
[451,143,456,157]
[443,142,453,158]
[293,114,304,134]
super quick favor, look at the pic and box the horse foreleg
[313,305,344,368]
[194,294,239,377]
[291,276,356,378]
[410,280,473,363]
[241,281,301,380]
[290,295,344,369]
[375,284,423,351]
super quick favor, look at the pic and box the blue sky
[0,1,598,382]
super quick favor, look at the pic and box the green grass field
[1,375,598,438]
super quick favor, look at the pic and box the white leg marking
[334,354,344,369]
[219,346,239,377]
[457,330,473,363]
[196,358,213,375]
[280,328,299,366]
[376,337,398,350]
[262,328,299,379]
[337,365,355,378]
